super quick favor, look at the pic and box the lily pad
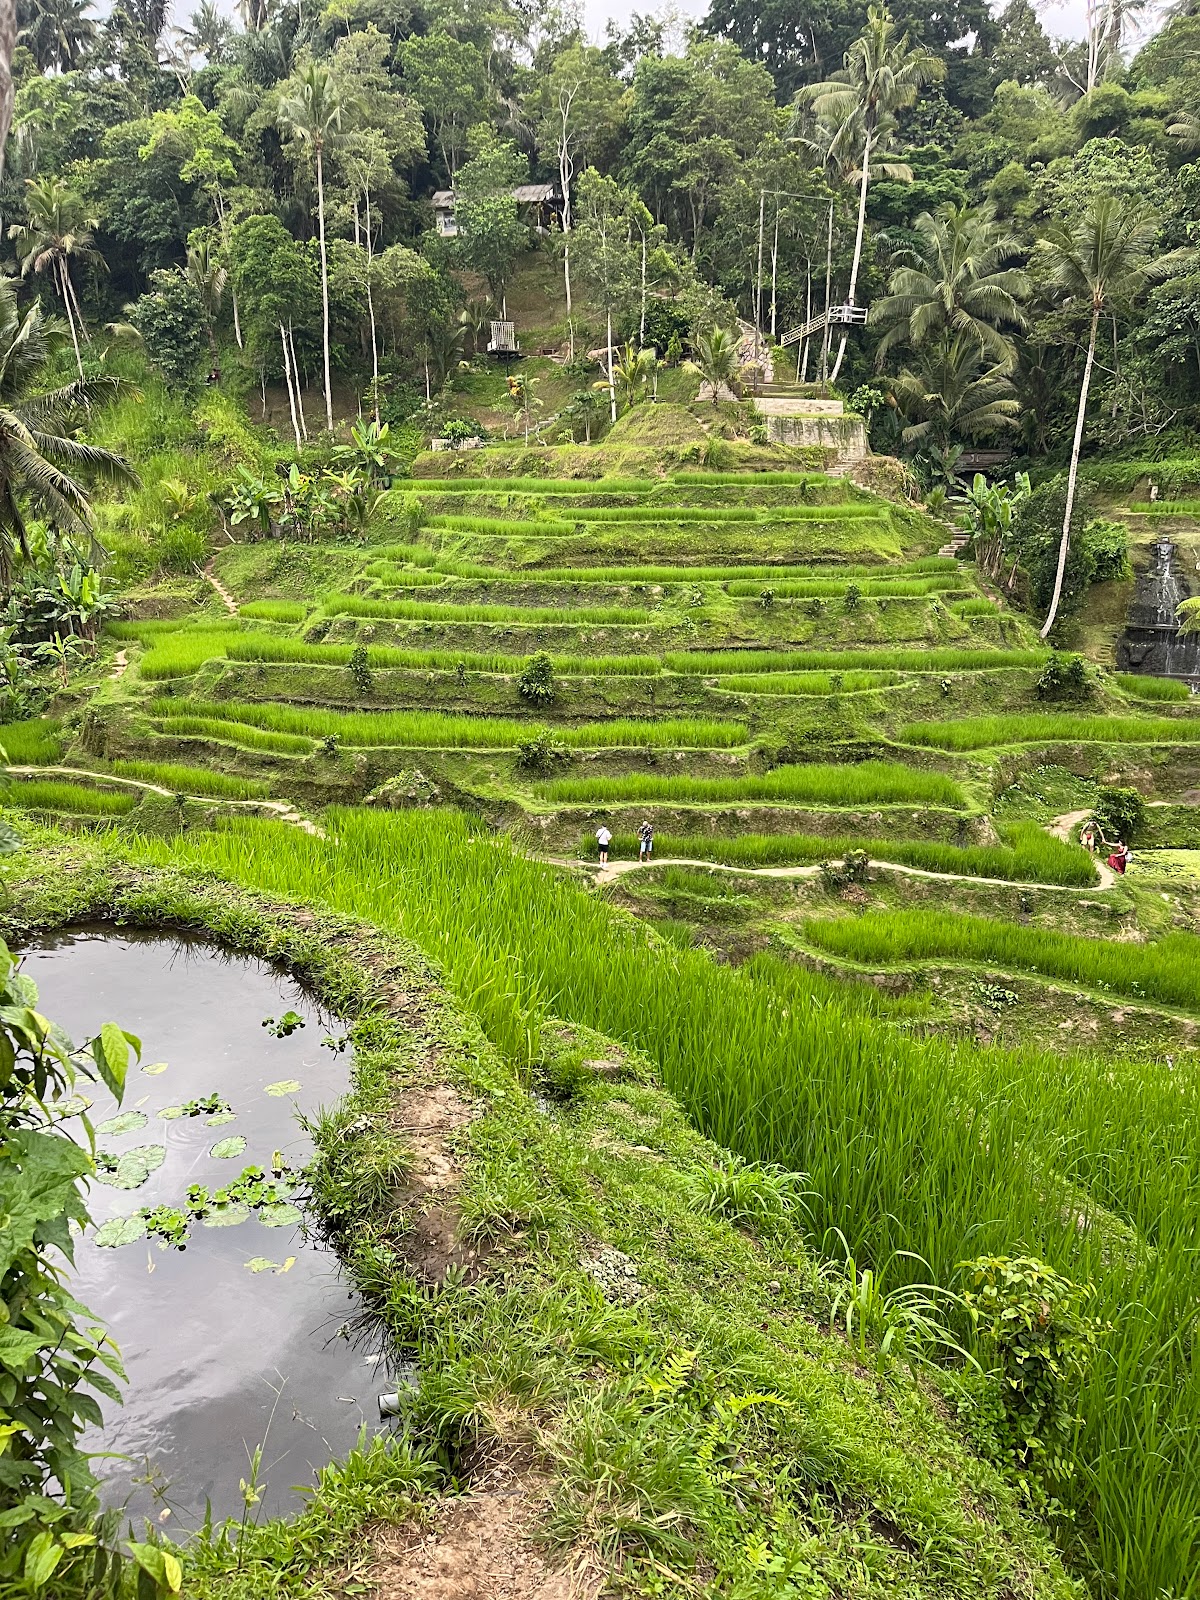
[203,1202,250,1228]
[264,1079,302,1097]
[142,1061,169,1076]
[96,1214,148,1248]
[56,1095,93,1118]
[205,1111,238,1127]
[96,1111,148,1137]
[258,1202,303,1228]
[95,1145,166,1190]
[159,1105,185,1121]
[244,1255,297,1274]
[211,1135,247,1160]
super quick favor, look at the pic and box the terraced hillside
[10,458,1200,1599]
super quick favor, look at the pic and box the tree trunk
[58,260,83,379]
[0,0,15,185]
[559,99,574,361]
[1041,304,1100,639]
[216,189,243,349]
[640,228,647,347]
[606,305,616,425]
[280,322,302,449]
[315,145,334,431]
[365,183,380,426]
[829,126,872,386]
[288,323,308,440]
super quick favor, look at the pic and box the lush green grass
[138,630,255,679]
[5,778,136,816]
[800,909,1200,1010]
[373,548,958,585]
[539,760,964,808]
[427,514,578,536]
[583,822,1095,886]
[149,715,313,754]
[669,647,1047,674]
[237,600,311,621]
[323,594,654,625]
[404,476,653,494]
[725,576,961,597]
[721,670,901,696]
[1115,673,1191,702]
[363,565,455,588]
[108,759,272,799]
[0,718,64,765]
[567,504,884,523]
[149,698,746,749]
[224,637,662,676]
[140,808,1200,1595]
[107,617,242,639]
[950,597,1000,617]
[670,470,830,486]
[904,712,1200,749]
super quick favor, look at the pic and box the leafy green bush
[1094,784,1144,841]
[1083,518,1132,584]
[1035,652,1090,701]
[517,651,556,706]
[515,727,570,772]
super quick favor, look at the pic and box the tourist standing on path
[596,824,612,865]
[638,820,654,863]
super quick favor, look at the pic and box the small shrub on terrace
[844,582,862,613]
[349,644,373,694]
[820,849,870,891]
[1035,652,1090,702]
[759,587,775,610]
[1094,784,1144,842]
[961,1255,1102,1482]
[518,651,556,706]
[321,733,340,756]
[690,1153,807,1235]
[515,727,569,773]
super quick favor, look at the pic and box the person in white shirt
[596,824,612,864]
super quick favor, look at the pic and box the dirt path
[108,648,128,681]
[5,765,322,836]
[202,559,239,615]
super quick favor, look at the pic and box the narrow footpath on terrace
[4,765,323,835]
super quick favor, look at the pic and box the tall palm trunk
[365,183,380,427]
[606,306,616,425]
[1041,303,1099,639]
[315,143,333,431]
[280,322,302,448]
[829,126,872,385]
[57,259,83,379]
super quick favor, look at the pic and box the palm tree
[685,326,741,404]
[0,282,139,590]
[606,343,657,410]
[278,62,347,432]
[890,334,1021,457]
[796,6,942,383]
[872,202,1029,367]
[1035,196,1160,638]
[186,239,227,379]
[9,176,104,381]
[178,0,231,65]
[565,387,604,443]
[19,0,97,73]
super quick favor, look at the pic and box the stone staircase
[936,531,971,559]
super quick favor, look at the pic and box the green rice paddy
[0,717,64,765]
[7,778,136,816]
[540,760,963,808]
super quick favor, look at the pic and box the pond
[20,926,383,1531]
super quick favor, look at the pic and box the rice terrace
[9,3,1200,1599]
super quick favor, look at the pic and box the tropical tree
[564,387,604,443]
[185,238,226,379]
[872,202,1029,367]
[890,334,1021,459]
[0,282,138,590]
[177,0,231,65]
[1034,196,1160,637]
[9,176,104,380]
[19,0,97,73]
[606,342,657,410]
[278,61,349,432]
[795,6,943,382]
[686,326,741,403]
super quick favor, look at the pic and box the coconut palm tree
[9,176,104,380]
[278,62,347,432]
[1035,196,1160,638]
[872,202,1029,367]
[795,6,942,383]
[0,281,138,590]
[186,239,227,380]
[177,0,232,65]
[685,326,741,404]
[19,0,97,73]
[890,334,1021,459]
[606,342,657,410]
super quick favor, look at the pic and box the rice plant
[322,594,654,625]
[0,717,64,765]
[903,713,1200,750]
[150,715,313,754]
[406,476,652,494]
[950,597,1000,617]
[138,631,247,679]
[800,909,1200,1011]
[669,648,1047,675]
[238,600,311,621]
[721,671,900,696]
[725,577,960,598]
[108,759,272,799]
[224,638,662,676]
[1115,673,1191,702]
[107,617,242,639]
[135,807,1200,1595]
[147,698,746,749]
[539,760,964,808]
[5,778,136,815]
[670,471,830,486]
[361,565,454,588]
[578,822,1094,886]
[427,515,578,536]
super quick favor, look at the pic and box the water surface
[20,927,380,1530]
